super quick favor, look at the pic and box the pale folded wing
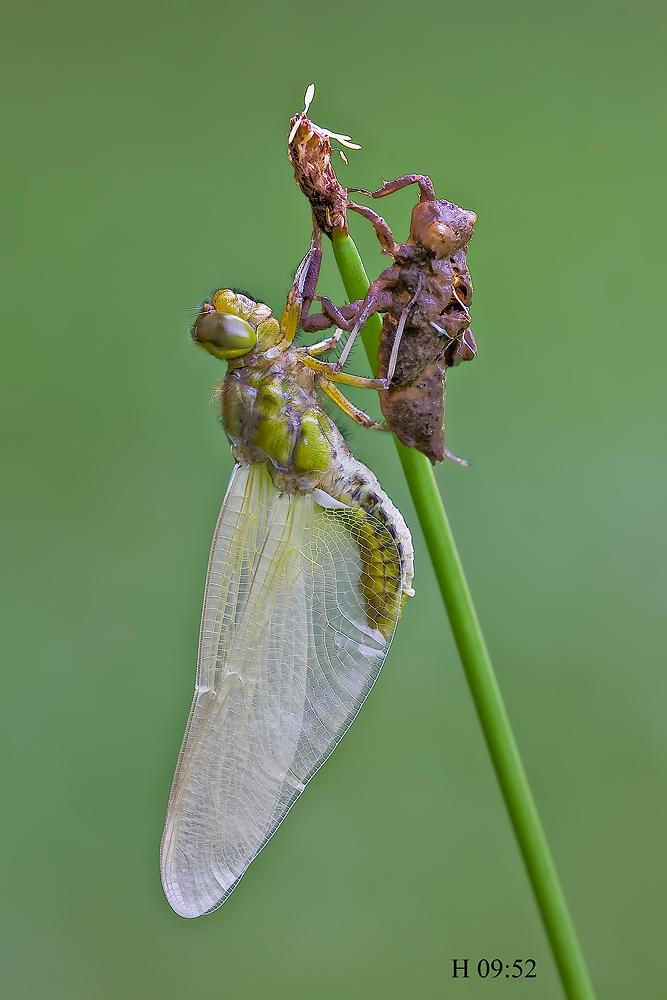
[160,462,402,918]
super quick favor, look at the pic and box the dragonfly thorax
[221,364,336,492]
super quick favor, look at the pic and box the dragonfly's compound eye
[192,310,257,360]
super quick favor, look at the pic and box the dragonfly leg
[318,378,387,430]
[281,231,323,344]
[302,294,358,334]
[347,201,398,255]
[350,174,436,202]
[289,223,359,335]
[321,296,357,331]
[300,353,387,390]
[306,327,345,356]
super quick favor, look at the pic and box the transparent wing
[161,462,402,918]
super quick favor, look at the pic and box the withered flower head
[287,84,361,236]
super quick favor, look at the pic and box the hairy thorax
[220,352,335,493]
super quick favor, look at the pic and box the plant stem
[331,230,596,1000]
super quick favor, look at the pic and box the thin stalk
[331,230,596,1000]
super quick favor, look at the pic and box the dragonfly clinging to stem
[160,238,414,918]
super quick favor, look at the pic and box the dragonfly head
[192,290,278,360]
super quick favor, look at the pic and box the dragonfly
[160,238,414,917]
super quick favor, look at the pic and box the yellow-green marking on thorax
[251,380,293,469]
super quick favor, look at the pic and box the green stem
[331,230,596,1000]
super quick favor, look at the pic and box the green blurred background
[3,0,665,996]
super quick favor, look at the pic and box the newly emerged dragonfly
[161,241,414,918]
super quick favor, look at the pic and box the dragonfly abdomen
[326,444,415,636]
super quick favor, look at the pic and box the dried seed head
[288,84,361,236]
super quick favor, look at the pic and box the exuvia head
[409,199,477,258]
[191,289,279,360]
